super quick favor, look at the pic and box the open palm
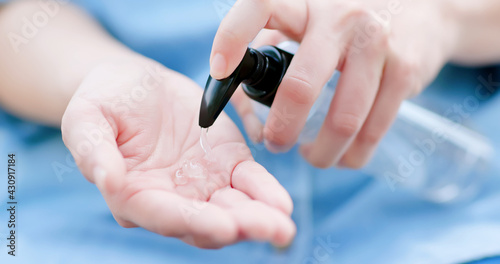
[61,60,295,248]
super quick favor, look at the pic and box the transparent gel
[173,128,214,186]
[200,127,215,161]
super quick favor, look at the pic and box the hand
[210,0,459,168]
[61,59,295,249]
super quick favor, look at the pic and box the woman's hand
[210,0,460,168]
[61,59,295,249]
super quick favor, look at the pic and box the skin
[210,0,500,169]
[0,1,294,248]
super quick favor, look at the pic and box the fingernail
[243,114,263,143]
[210,53,227,79]
[264,139,292,153]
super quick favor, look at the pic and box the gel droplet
[173,159,208,185]
[172,128,215,186]
[185,160,208,179]
[200,128,215,162]
[174,169,189,185]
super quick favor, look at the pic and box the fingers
[300,23,388,168]
[210,0,274,79]
[215,0,412,169]
[210,0,307,79]
[229,30,289,143]
[231,160,293,215]
[251,29,289,48]
[209,187,296,246]
[121,189,238,249]
[339,55,418,168]
[120,184,295,248]
[263,14,343,152]
[61,98,126,194]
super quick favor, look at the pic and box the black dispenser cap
[199,45,293,128]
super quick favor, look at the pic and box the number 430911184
[8,154,16,200]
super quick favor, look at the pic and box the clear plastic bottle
[252,41,494,203]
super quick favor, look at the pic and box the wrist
[70,54,170,104]
[62,49,147,97]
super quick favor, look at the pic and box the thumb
[61,98,126,195]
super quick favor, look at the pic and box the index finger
[210,0,306,79]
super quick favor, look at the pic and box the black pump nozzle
[199,48,257,128]
[199,45,293,128]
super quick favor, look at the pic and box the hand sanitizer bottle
[199,41,494,203]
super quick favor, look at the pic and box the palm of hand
[62,61,294,248]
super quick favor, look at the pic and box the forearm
[0,1,141,126]
[449,0,500,65]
